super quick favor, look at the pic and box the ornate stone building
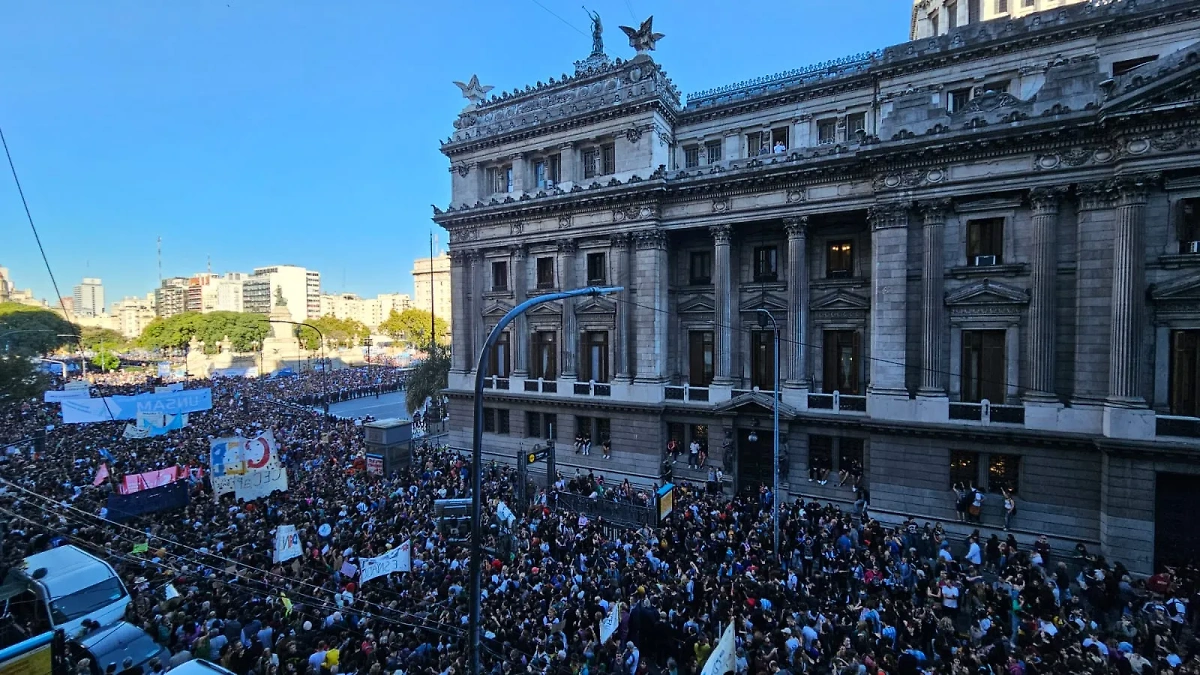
[910,0,1091,40]
[434,1,1200,573]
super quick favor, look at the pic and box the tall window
[582,148,598,179]
[526,412,557,439]
[1178,199,1200,253]
[690,251,712,285]
[839,438,865,481]
[845,113,867,140]
[536,257,555,289]
[930,13,939,36]
[1170,330,1200,417]
[961,330,1006,403]
[947,87,972,113]
[534,160,546,189]
[491,261,508,291]
[968,0,980,22]
[988,454,1020,493]
[684,146,700,169]
[483,408,509,435]
[689,331,715,386]
[576,415,594,440]
[809,435,833,474]
[705,140,723,163]
[967,218,1004,266]
[547,153,561,184]
[601,144,616,175]
[771,126,789,151]
[750,331,776,390]
[996,0,1008,14]
[746,131,766,156]
[947,1,958,28]
[949,450,979,488]
[596,418,611,443]
[488,332,510,377]
[530,331,558,380]
[586,252,607,284]
[827,240,853,278]
[817,119,837,144]
[823,330,861,394]
[580,331,609,383]
[753,246,778,282]
[486,166,513,194]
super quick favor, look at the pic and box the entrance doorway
[1155,473,1200,570]
[737,427,773,493]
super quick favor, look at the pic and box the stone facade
[435,0,1200,574]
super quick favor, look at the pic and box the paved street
[327,390,409,419]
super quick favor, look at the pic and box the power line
[529,0,587,36]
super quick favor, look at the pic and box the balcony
[732,387,775,398]
[807,391,867,413]
[523,378,558,394]
[573,381,612,397]
[481,376,510,391]
[1156,415,1200,439]
[948,400,1025,425]
[664,385,710,403]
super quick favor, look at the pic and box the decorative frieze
[557,239,579,255]
[1029,185,1069,214]
[710,224,732,245]
[634,230,668,250]
[612,204,659,223]
[867,202,911,230]
[872,167,946,192]
[1075,181,1119,211]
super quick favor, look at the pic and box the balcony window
[930,13,939,36]
[826,240,854,278]
[488,332,510,377]
[690,251,712,285]
[967,218,1004,266]
[771,127,789,153]
[747,131,767,156]
[750,331,776,390]
[949,450,979,488]
[947,1,958,28]
[1178,199,1200,254]
[1021,0,1033,7]
[961,329,1006,403]
[979,80,1010,95]
[486,165,514,194]
[582,148,598,179]
[987,454,1020,494]
[817,119,837,145]
[491,261,508,291]
[968,0,980,22]
[684,146,700,169]
[530,331,558,380]
[996,0,1008,15]
[601,144,615,175]
[547,153,561,185]
[1170,330,1200,417]
[753,246,778,282]
[580,331,609,383]
[688,331,714,387]
[586,252,607,284]
[846,113,867,141]
[947,87,972,113]
[705,140,723,163]
[823,330,861,395]
[536,257,555,289]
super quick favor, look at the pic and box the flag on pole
[700,622,737,675]
[93,463,109,486]
[599,602,621,644]
[280,593,293,616]
[131,542,150,555]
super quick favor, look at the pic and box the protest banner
[44,389,90,402]
[274,525,302,563]
[210,431,288,501]
[360,540,411,584]
[106,480,189,522]
[61,388,213,424]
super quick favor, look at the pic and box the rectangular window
[817,119,837,144]
[809,435,833,473]
[947,1,958,28]
[688,331,715,387]
[949,450,979,488]
[1021,0,1034,7]
[586,252,607,284]
[488,332,510,377]
[838,438,865,479]
[530,331,558,380]
[753,246,778,282]
[968,0,981,22]
[746,131,766,156]
[1181,200,1200,253]
[536,257,555,288]
[486,166,511,194]
[580,331,609,383]
[771,126,789,152]
[684,146,700,169]
[826,240,854,278]
[823,330,861,395]
[705,140,723,163]
[596,418,611,444]
[497,409,510,435]
[483,408,496,433]
[967,218,1004,265]
[1112,55,1158,77]
[582,148,598,179]
[750,331,776,390]
[1170,330,1200,417]
[947,87,972,113]
[534,160,546,189]
[601,144,615,175]
[988,453,1020,494]
[845,113,866,140]
[548,153,561,184]
[996,0,1008,14]
[689,251,712,285]
[930,13,939,36]
[542,413,557,440]
[526,412,541,438]
[505,167,514,193]
[576,415,593,441]
[961,329,1006,403]
[980,80,1010,95]
[491,261,508,291]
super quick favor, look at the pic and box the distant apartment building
[377,293,412,325]
[247,265,321,323]
[182,272,247,313]
[319,292,412,329]
[0,267,45,308]
[113,295,157,339]
[411,254,451,332]
[154,277,189,318]
[73,278,105,318]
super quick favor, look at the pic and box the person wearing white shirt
[966,538,982,566]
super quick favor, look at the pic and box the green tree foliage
[0,355,50,403]
[91,349,120,371]
[79,326,127,351]
[298,315,370,351]
[379,308,448,349]
[138,312,270,353]
[0,303,77,356]
[406,345,450,414]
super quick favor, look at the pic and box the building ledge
[947,263,1027,279]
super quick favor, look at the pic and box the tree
[138,312,269,353]
[0,303,77,356]
[92,349,120,372]
[0,355,50,403]
[301,315,370,351]
[380,308,448,349]
[79,326,127,351]
[406,345,450,414]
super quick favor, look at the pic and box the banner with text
[44,389,91,402]
[209,431,289,501]
[274,524,302,563]
[359,540,411,584]
[61,388,213,424]
[120,467,180,495]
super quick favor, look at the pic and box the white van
[0,545,130,638]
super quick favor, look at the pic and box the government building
[433,0,1200,574]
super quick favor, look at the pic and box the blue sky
[1,0,908,308]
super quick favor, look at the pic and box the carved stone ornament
[558,239,579,255]
[710,225,732,245]
[452,74,494,111]
[1114,173,1160,205]
[712,197,730,213]
[558,214,572,229]
[619,16,665,56]
[510,222,524,236]
[634,229,668,250]
[1029,186,1069,213]
[783,216,809,238]
[785,189,805,204]
[612,204,658,223]
[872,167,947,192]
[919,198,952,225]
[1075,181,1119,211]
[868,202,910,230]
[509,244,527,260]
[448,225,480,244]
[624,126,644,144]
[610,233,631,249]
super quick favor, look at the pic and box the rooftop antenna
[157,236,163,283]
[207,255,212,275]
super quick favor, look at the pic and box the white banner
[64,381,90,391]
[155,384,184,393]
[123,424,149,439]
[61,388,213,423]
[234,466,289,502]
[209,431,288,501]
[701,622,737,675]
[497,501,515,527]
[274,525,302,563]
[360,540,410,584]
[600,602,620,644]
[45,389,90,402]
[157,362,171,377]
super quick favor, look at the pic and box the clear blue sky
[1,0,909,308]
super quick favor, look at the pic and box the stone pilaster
[633,230,669,383]
[1109,174,1157,404]
[711,225,734,386]
[783,217,809,389]
[558,143,576,185]
[1025,186,1068,402]
[611,234,633,382]
[1072,181,1119,407]
[559,239,579,380]
[510,153,528,193]
[867,202,911,410]
[468,249,486,373]
[510,245,529,377]
[448,250,470,373]
[917,199,949,397]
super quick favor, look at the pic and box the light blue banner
[61,388,213,424]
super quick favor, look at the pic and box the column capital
[710,224,733,245]
[868,202,912,230]
[511,152,527,161]
[448,249,470,264]
[1029,186,1069,214]
[634,229,669,250]
[783,216,809,239]
[1114,173,1160,206]
[1075,181,1119,211]
[559,141,576,150]
[508,244,527,260]
[609,233,631,249]
[918,198,952,226]
[557,239,579,256]
[466,248,485,264]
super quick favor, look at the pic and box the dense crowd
[1,368,1199,675]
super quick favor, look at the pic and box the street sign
[526,447,550,465]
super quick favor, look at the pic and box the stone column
[1072,181,1118,406]
[558,143,576,185]
[634,229,670,383]
[510,244,529,377]
[783,217,809,388]
[1109,175,1156,404]
[559,239,579,380]
[469,249,486,374]
[867,202,911,415]
[1025,186,1067,402]
[711,225,734,386]
[511,153,528,193]
[449,250,470,373]
[612,234,633,382]
[917,199,949,397]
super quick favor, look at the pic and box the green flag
[131,542,149,554]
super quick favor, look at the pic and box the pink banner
[120,467,180,494]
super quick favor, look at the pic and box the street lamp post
[468,285,622,675]
[266,319,328,414]
[756,308,781,555]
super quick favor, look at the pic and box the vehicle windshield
[48,578,126,625]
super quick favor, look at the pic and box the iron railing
[664,385,710,402]
[551,490,657,528]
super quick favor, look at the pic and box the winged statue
[619,16,665,55]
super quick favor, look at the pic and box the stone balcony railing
[948,400,1026,425]
[522,378,558,394]
[1155,414,1200,439]
[807,391,867,413]
[573,380,612,397]
[481,376,511,391]
[664,385,710,403]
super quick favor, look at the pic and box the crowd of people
[1,367,1199,675]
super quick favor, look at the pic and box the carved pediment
[738,293,788,314]
[712,391,800,421]
[677,294,715,314]
[945,279,1029,306]
[576,297,617,315]
[482,300,514,318]
[527,301,563,317]
[1151,273,1200,303]
[811,289,870,312]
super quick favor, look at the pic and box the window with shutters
[684,146,700,169]
[601,144,615,175]
[823,330,861,395]
[817,119,837,144]
[582,148,598,179]
[961,330,1006,403]
[705,140,722,163]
